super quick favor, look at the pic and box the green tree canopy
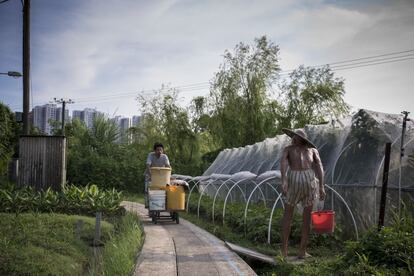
[131,87,207,175]
[208,35,282,148]
[279,65,349,129]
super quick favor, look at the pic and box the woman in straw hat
[280,128,326,259]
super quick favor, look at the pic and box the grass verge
[121,191,145,204]
[0,211,144,276]
[0,212,113,275]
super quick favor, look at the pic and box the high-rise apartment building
[71,108,102,129]
[32,105,44,133]
[55,108,70,124]
[119,117,131,132]
[31,104,60,135]
[132,115,141,127]
[82,108,96,129]
[72,110,82,121]
[117,117,131,143]
[44,104,57,135]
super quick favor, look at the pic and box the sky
[0,0,413,118]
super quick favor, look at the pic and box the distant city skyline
[30,104,141,137]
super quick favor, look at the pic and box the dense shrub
[0,103,19,176]
[65,117,145,193]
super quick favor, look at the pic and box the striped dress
[286,169,318,207]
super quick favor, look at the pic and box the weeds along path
[122,201,257,276]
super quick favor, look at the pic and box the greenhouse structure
[174,109,414,241]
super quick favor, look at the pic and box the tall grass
[98,212,144,275]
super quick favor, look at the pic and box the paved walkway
[122,201,257,276]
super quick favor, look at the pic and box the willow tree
[209,36,281,148]
[279,65,349,129]
[132,86,202,175]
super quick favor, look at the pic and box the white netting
[198,109,414,231]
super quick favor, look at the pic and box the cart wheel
[175,212,179,224]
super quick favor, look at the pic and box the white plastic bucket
[148,190,166,210]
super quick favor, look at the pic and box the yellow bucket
[166,185,185,211]
[150,167,171,188]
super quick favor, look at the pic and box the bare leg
[281,204,294,257]
[298,204,312,257]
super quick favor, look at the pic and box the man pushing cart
[144,142,187,224]
[144,142,171,208]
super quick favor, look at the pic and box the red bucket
[311,210,335,234]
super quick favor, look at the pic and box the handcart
[148,186,185,224]
[146,167,186,224]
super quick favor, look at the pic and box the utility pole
[54,98,74,135]
[398,111,410,215]
[22,0,30,135]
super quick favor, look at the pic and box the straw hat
[282,128,316,148]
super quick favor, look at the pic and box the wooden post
[76,219,84,240]
[378,143,391,230]
[94,212,102,246]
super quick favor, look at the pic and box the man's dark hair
[153,142,164,151]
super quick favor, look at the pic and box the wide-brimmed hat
[282,128,316,148]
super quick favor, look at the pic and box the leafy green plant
[342,227,414,271]
[338,206,414,275]
[0,184,123,216]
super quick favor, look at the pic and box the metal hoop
[221,179,250,225]
[244,176,282,236]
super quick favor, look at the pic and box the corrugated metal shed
[18,136,66,191]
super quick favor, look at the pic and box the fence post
[378,143,391,230]
[76,219,84,240]
[94,211,102,246]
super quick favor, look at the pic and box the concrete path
[122,201,257,276]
